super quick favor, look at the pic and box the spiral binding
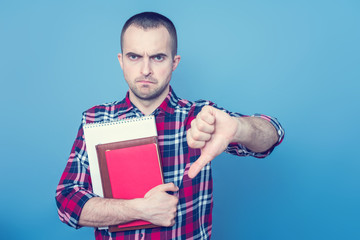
[83,115,155,129]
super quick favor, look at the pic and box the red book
[96,136,163,232]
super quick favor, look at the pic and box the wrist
[113,198,145,223]
[231,117,250,144]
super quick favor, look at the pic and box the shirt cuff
[57,188,98,229]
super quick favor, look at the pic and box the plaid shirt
[56,86,284,240]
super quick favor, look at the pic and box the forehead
[122,25,172,54]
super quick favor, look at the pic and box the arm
[186,105,283,178]
[79,197,142,227]
[232,115,279,153]
[56,117,178,229]
[79,183,179,227]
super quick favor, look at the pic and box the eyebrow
[125,52,168,58]
[149,53,168,58]
[125,52,141,57]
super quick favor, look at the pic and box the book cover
[96,136,163,232]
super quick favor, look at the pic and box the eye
[128,54,139,61]
[152,55,165,62]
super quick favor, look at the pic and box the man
[56,12,284,240]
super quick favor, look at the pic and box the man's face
[118,25,180,103]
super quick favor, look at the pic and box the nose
[141,58,152,77]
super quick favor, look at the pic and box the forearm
[78,197,144,227]
[78,183,179,228]
[233,116,279,153]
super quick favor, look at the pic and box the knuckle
[165,219,173,227]
[192,131,200,139]
[186,131,192,140]
[204,133,211,141]
[197,120,205,131]
[187,138,194,147]
[209,125,215,132]
[201,106,210,115]
[203,105,210,111]
[172,197,179,205]
[197,141,205,148]
[190,119,196,127]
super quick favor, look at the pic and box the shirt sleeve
[202,102,284,158]
[55,113,98,229]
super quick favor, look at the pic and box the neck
[129,86,170,116]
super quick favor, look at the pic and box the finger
[145,183,179,197]
[188,154,213,179]
[157,183,179,193]
[186,130,206,149]
[187,139,206,149]
[192,118,215,135]
[187,125,212,142]
[199,106,216,125]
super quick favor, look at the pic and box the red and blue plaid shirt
[56,86,284,240]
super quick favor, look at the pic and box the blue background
[1,1,359,239]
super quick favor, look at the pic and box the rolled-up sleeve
[55,116,98,229]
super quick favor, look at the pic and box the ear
[172,55,181,71]
[117,53,124,70]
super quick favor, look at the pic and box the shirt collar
[123,85,179,116]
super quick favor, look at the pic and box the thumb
[188,153,213,179]
[144,183,179,198]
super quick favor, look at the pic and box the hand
[186,106,239,178]
[142,183,179,227]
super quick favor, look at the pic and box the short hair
[121,12,178,57]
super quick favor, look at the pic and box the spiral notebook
[83,115,163,231]
[83,115,159,197]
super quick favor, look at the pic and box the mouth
[136,79,157,84]
[137,80,154,84]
